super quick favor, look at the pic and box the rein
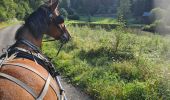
[42,39,65,57]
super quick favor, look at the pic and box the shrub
[60,8,68,18]
[150,8,166,23]
[68,14,80,20]
[0,8,7,21]
[123,82,147,100]
[142,20,170,33]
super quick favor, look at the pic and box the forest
[0,0,153,22]
[1,0,169,33]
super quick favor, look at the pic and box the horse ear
[49,0,59,11]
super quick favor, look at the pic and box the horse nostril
[60,33,70,43]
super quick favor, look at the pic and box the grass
[42,25,170,100]
[0,19,22,29]
[65,16,118,25]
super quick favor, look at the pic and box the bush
[60,8,68,17]
[123,82,147,100]
[142,24,156,33]
[142,20,170,33]
[150,8,166,23]
[66,8,76,15]
[0,8,7,21]
[68,14,80,20]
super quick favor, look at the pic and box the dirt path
[0,25,92,100]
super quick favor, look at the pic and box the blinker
[54,15,64,25]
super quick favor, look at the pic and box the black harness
[0,39,59,77]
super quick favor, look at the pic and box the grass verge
[0,19,22,29]
[42,25,170,100]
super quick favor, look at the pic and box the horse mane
[15,5,51,40]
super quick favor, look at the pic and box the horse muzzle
[60,32,71,43]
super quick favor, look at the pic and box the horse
[0,0,71,100]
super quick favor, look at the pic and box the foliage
[131,0,153,17]
[68,14,80,20]
[117,0,131,20]
[0,0,154,25]
[60,8,68,18]
[43,25,170,99]
[150,8,166,23]
[0,0,42,21]
[0,0,17,21]
[65,16,118,24]
[143,7,170,33]
[69,0,118,15]
[0,20,22,29]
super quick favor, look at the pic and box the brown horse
[0,0,71,100]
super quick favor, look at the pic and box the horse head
[15,0,71,48]
[46,0,71,43]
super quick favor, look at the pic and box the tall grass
[42,26,170,100]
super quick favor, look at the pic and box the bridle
[44,8,70,56]
[48,7,70,43]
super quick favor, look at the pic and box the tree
[60,8,68,18]
[59,0,70,8]
[131,0,153,18]
[0,0,17,21]
[117,0,132,19]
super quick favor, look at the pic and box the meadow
[65,16,118,24]
[42,24,170,100]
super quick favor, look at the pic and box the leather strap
[0,72,38,98]
[18,39,41,53]
[2,63,60,99]
[37,74,51,100]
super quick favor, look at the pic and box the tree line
[0,0,43,22]
[0,0,154,22]
[60,0,153,19]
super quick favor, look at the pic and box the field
[43,24,170,99]
[65,16,118,24]
[65,16,119,30]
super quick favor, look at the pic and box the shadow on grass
[78,47,134,66]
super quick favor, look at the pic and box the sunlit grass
[0,19,22,29]
[43,25,170,100]
[65,16,118,25]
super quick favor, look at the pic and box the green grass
[0,19,22,29]
[42,25,170,99]
[65,16,118,25]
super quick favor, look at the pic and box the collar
[0,45,59,77]
[16,39,41,53]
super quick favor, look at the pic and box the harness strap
[37,73,51,100]
[18,39,41,53]
[0,72,38,98]
[2,63,60,99]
